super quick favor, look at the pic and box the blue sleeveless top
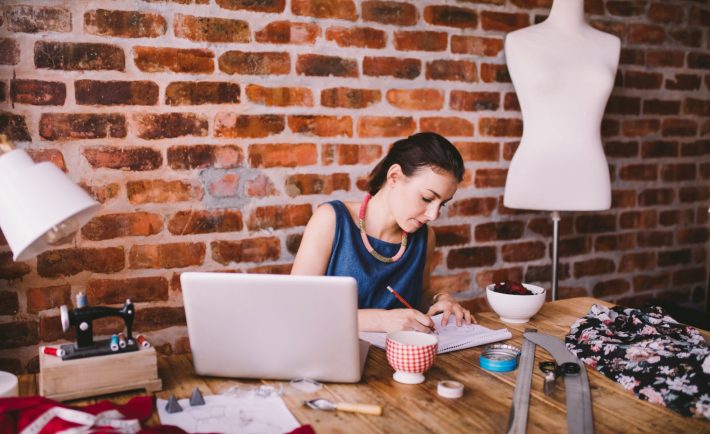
[324,200,428,309]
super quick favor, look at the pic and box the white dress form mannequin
[503,0,620,211]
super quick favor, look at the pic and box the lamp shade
[0,149,100,262]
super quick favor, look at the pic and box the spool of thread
[137,334,151,348]
[118,333,127,349]
[42,346,66,358]
[76,292,87,308]
[110,334,119,351]
[437,380,464,399]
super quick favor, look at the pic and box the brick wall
[0,0,708,373]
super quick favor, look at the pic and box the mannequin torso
[503,0,620,211]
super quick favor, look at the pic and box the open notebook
[359,313,512,354]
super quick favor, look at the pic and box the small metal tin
[479,344,521,372]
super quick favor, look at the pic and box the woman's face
[387,165,459,233]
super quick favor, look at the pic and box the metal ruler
[524,331,594,434]
[506,328,536,434]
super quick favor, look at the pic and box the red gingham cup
[386,331,438,384]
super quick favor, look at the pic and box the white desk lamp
[0,135,100,262]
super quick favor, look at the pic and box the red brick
[619,163,657,181]
[624,70,662,89]
[589,20,625,39]
[473,168,506,188]
[322,144,382,165]
[481,63,510,83]
[510,0,550,8]
[595,233,635,252]
[593,279,630,298]
[525,264,570,284]
[76,80,158,106]
[135,113,208,140]
[357,116,415,138]
[212,237,281,265]
[627,24,665,44]
[7,5,71,33]
[208,173,239,198]
[420,117,473,137]
[40,113,126,140]
[362,1,417,25]
[526,216,572,237]
[680,185,709,203]
[424,5,477,28]
[451,35,503,56]
[501,241,545,262]
[641,140,678,158]
[660,163,696,182]
[670,30,702,48]
[135,307,186,332]
[245,85,311,107]
[247,204,312,230]
[448,197,497,217]
[0,39,20,65]
[475,221,524,242]
[672,267,706,286]
[433,272,473,294]
[638,230,674,247]
[292,0,357,20]
[620,48,645,65]
[87,277,168,304]
[620,210,657,230]
[602,119,620,137]
[0,321,39,349]
[81,182,120,204]
[25,284,70,313]
[83,146,162,171]
[552,236,590,258]
[134,46,213,73]
[685,98,710,117]
[455,141,499,162]
[130,243,205,269]
[394,31,447,52]
[322,88,381,108]
[285,173,350,196]
[288,115,353,137]
[168,210,243,234]
[658,249,692,267]
[10,80,65,106]
[646,50,684,68]
[665,74,701,91]
[447,246,496,268]
[164,81,239,106]
[574,258,615,277]
[638,188,674,206]
[36,41,124,71]
[249,143,317,167]
[385,88,445,111]
[215,113,285,138]
[37,247,125,278]
[296,54,357,77]
[25,149,65,171]
[216,0,285,12]
[622,119,660,137]
[127,179,203,204]
[662,119,698,137]
[451,91,499,112]
[0,291,19,315]
[363,56,420,79]
[688,52,710,70]
[479,117,522,137]
[82,212,163,241]
[648,3,683,23]
[659,209,695,227]
[481,11,528,32]
[575,214,616,234]
[606,95,640,115]
[433,224,471,246]
[643,99,681,115]
[286,233,303,255]
[246,174,279,197]
[604,140,638,158]
[84,9,165,38]
[174,14,249,43]
[255,21,320,44]
[612,189,636,208]
[426,60,477,82]
[607,1,645,16]
[168,145,243,170]
[326,26,386,48]
[219,51,289,75]
[677,227,709,245]
[633,273,671,293]
[248,263,293,275]
[476,267,523,290]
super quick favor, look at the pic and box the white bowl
[0,371,18,397]
[485,283,546,324]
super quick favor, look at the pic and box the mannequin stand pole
[551,211,561,301]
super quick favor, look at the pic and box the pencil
[386,286,437,334]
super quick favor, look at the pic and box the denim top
[324,200,428,309]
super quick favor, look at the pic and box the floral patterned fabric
[565,304,710,419]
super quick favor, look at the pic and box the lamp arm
[0,134,16,155]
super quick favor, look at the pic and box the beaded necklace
[358,194,408,263]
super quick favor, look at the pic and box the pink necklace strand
[358,194,408,263]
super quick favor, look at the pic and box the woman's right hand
[377,309,436,333]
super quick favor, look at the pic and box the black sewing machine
[58,293,138,360]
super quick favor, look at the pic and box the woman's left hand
[426,292,475,326]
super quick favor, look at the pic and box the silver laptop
[181,272,368,383]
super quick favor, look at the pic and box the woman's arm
[291,204,336,276]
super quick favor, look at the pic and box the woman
[292,132,474,332]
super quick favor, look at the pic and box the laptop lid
[181,272,364,383]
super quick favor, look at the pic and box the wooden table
[19,297,710,433]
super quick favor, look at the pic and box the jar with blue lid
[479,344,521,372]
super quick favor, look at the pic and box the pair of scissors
[539,361,580,395]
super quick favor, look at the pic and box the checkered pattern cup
[386,331,438,384]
